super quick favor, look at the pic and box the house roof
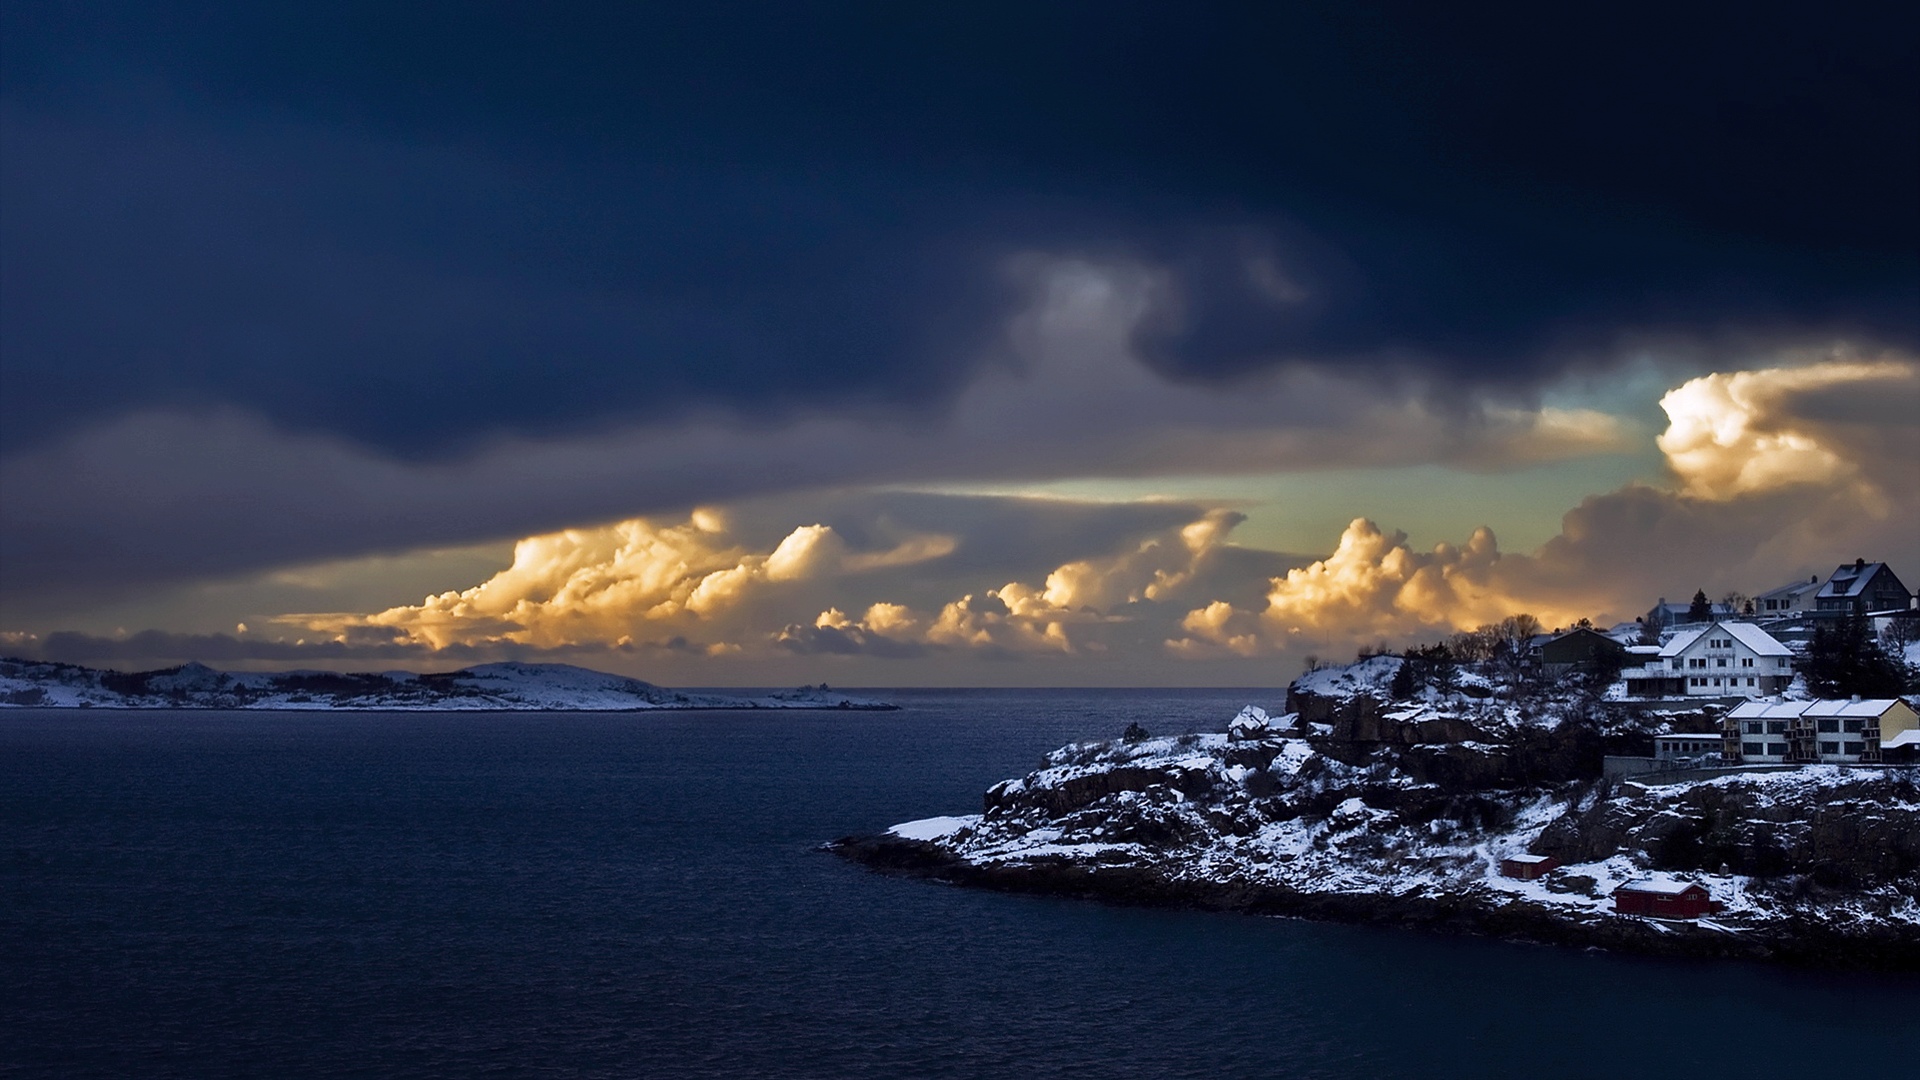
[1721,622,1794,656]
[1755,578,1820,602]
[1652,733,1720,741]
[1728,698,1906,720]
[1728,700,1808,719]
[1803,698,1905,718]
[1647,600,1734,619]
[1659,621,1791,658]
[1503,854,1555,865]
[1882,730,1920,750]
[1660,626,1707,656]
[1818,561,1894,599]
[1615,878,1704,896]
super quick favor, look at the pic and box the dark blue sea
[4,689,1916,1078]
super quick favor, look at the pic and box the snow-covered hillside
[837,659,1920,968]
[0,658,893,711]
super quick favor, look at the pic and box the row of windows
[1741,740,1869,756]
[1689,677,1759,687]
[1740,718,1867,734]
[1682,656,1787,669]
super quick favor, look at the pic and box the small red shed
[1611,879,1721,919]
[1499,854,1562,880]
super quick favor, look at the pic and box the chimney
[1851,694,1861,703]
[1855,557,1866,570]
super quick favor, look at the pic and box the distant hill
[0,658,894,711]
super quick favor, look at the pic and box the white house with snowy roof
[1726,698,1919,764]
[1619,620,1793,699]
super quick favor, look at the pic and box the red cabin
[1611,879,1721,919]
[1499,854,1562,880]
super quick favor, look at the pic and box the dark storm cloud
[4,2,1915,456]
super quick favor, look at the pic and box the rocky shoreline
[828,658,1920,972]
[829,831,1920,971]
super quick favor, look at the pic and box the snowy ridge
[844,655,1920,967]
[0,658,894,711]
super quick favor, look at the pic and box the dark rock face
[831,835,1920,971]
[984,763,1218,817]
[1534,774,1920,885]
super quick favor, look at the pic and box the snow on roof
[1728,700,1809,719]
[1803,698,1905,718]
[1658,626,1708,657]
[1881,730,1920,750]
[1817,561,1898,599]
[1652,732,1721,742]
[1625,644,1662,655]
[1729,698,1907,720]
[1658,621,1790,658]
[1720,622,1793,656]
[1614,877,1704,896]
[1755,578,1820,602]
[1504,854,1554,864]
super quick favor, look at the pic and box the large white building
[1725,698,1919,764]
[1620,620,1794,698]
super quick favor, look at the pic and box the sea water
[4,689,1915,1078]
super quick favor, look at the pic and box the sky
[2,2,1916,685]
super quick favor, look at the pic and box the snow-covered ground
[0,658,893,711]
[873,702,1920,957]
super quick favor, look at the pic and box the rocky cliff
[835,673,1920,970]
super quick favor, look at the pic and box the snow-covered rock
[0,658,895,711]
[839,680,1920,969]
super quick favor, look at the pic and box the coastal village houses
[1753,576,1821,618]
[1642,597,1735,632]
[1620,620,1795,699]
[1725,698,1920,764]
[1814,560,1912,617]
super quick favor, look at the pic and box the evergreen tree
[1804,615,1907,698]
[1686,589,1712,624]
[1389,659,1416,700]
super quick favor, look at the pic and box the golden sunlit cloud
[230,351,1917,675]
[1656,355,1916,501]
[291,513,955,651]
[790,509,1248,656]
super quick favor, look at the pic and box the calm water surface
[4,689,1915,1078]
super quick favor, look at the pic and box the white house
[1620,620,1793,698]
[1652,733,1725,764]
[1726,698,1919,764]
[1753,576,1821,619]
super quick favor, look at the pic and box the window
[1844,719,1864,733]
[1716,658,1728,667]
[1767,721,1787,735]
[1768,743,1789,755]
[1821,741,1839,754]
[1744,721,1762,734]
[1746,678,1755,686]
[1741,658,1753,667]
[1742,742,1764,755]
[1844,741,1865,755]
[1818,718,1838,733]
